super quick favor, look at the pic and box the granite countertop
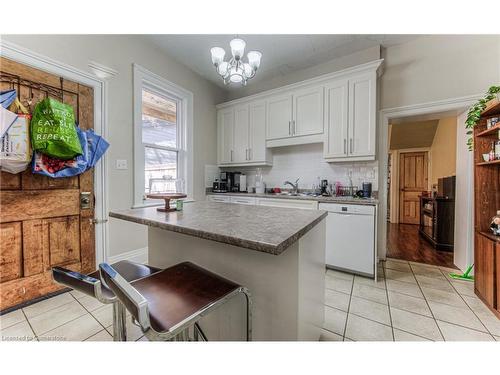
[109,201,328,256]
[206,191,379,205]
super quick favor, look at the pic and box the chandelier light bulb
[210,47,225,66]
[247,51,262,70]
[230,38,246,60]
[210,38,261,86]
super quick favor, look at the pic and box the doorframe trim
[1,40,109,266]
[378,94,481,263]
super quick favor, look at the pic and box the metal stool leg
[112,302,127,341]
[242,288,252,341]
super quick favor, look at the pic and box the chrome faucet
[284,178,300,195]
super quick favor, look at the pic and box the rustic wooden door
[399,151,428,225]
[0,57,95,311]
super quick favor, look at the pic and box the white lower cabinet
[207,195,231,203]
[255,198,318,210]
[230,196,256,205]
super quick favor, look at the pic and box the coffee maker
[220,171,242,192]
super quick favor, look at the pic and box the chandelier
[210,38,262,86]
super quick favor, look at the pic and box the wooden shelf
[476,159,500,166]
[481,98,500,117]
[476,123,500,137]
[478,231,500,243]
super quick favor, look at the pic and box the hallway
[387,223,456,268]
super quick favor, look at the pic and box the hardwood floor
[387,223,457,268]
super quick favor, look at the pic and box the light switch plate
[116,159,128,170]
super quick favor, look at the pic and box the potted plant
[465,85,500,150]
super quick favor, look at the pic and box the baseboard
[107,247,148,264]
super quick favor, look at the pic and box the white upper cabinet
[217,107,234,164]
[324,67,379,162]
[248,101,267,162]
[217,60,382,164]
[348,72,376,158]
[266,94,293,140]
[217,101,271,166]
[233,105,249,163]
[324,79,349,159]
[292,86,324,137]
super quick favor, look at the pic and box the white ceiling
[145,35,418,91]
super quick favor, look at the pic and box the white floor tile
[70,289,87,300]
[326,269,354,281]
[427,301,487,332]
[28,300,87,336]
[325,273,353,294]
[0,320,36,341]
[461,295,497,320]
[390,307,443,341]
[410,264,447,279]
[421,287,468,308]
[476,315,500,336]
[450,280,475,297]
[384,260,412,272]
[354,275,386,290]
[325,274,353,294]
[77,295,106,312]
[106,318,144,341]
[91,304,114,328]
[0,309,26,330]
[349,296,391,325]
[385,269,417,284]
[386,279,424,298]
[352,283,388,305]
[85,329,113,341]
[23,292,75,319]
[38,314,102,341]
[415,275,455,292]
[388,291,432,317]
[323,306,347,336]
[345,314,393,341]
[319,329,343,341]
[437,320,495,341]
[325,289,350,312]
[393,328,430,341]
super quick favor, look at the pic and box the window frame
[133,64,193,208]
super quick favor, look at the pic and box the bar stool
[52,261,160,341]
[99,261,252,341]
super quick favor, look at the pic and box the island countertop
[109,201,327,255]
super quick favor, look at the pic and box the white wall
[1,35,226,259]
[226,45,381,101]
[380,35,500,109]
[222,143,378,192]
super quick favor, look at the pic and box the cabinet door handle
[292,120,296,135]
[245,149,248,160]
[231,150,233,162]
[344,139,347,154]
[249,148,252,160]
[350,138,353,153]
[288,121,291,136]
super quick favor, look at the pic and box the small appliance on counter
[362,182,372,198]
[239,174,247,192]
[219,171,242,192]
[212,179,228,193]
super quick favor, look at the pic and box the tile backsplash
[210,143,378,191]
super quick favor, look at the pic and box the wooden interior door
[399,151,428,224]
[0,57,95,311]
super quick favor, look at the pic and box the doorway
[386,114,460,268]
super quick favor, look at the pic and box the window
[133,64,193,207]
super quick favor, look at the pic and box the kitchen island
[109,201,327,341]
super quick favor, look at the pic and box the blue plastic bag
[0,90,17,109]
[32,126,89,178]
[85,129,109,169]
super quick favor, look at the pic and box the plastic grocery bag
[0,89,17,109]
[0,106,18,138]
[85,129,109,169]
[0,114,32,174]
[33,126,89,178]
[0,98,32,174]
[31,97,82,159]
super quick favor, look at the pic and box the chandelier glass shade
[210,38,262,86]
